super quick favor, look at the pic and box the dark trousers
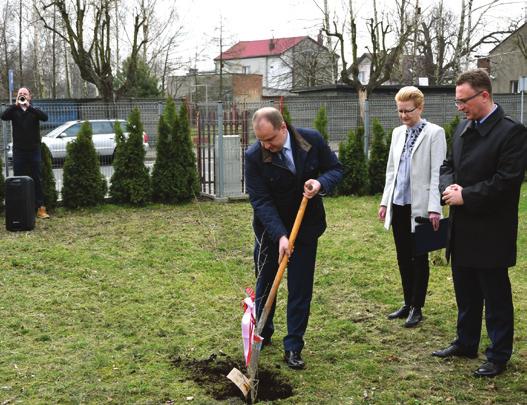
[254,235,318,352]
[391,204,429,307]
[13,147,44,207]
[452,266,514,364]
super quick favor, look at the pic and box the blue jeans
[13,147,44,207]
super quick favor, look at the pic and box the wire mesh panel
[1,95,526,200]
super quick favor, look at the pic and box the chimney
[269,38,275,51]
[477,57,491,73]
[317,30,323,45]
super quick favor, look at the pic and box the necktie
[280,148,296,174]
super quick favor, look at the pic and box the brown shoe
[37,206,50,219]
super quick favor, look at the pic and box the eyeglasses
[454,90,483,106]
[397,107,418,114]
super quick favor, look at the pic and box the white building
[215,36,336,96]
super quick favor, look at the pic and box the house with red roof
[214,35,337,96]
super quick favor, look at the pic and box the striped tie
[280,148,296,174]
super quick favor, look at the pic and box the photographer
[1,87,49,218]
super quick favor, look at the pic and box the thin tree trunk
[358,88,367,125]
[115,0,120,70]
[64,39,71,98]
[161,41,172,97]
[18,0,22,85]
[464,0,473,70]
[1,2,10,98]
[52,4,56,98]
[411,0,420,84]
[323,0,337,83]
[32,17,42,96]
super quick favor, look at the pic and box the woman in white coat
[379,86,447,327]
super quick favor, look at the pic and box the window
[242,65,250,74]
[91,121,114,135]
[63,123,81,138]
[358,71,366,84]
[510,80,519,93]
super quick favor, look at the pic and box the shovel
[228,194,310,403]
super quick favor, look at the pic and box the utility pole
[411,0,420,84]
[219,16,223,102]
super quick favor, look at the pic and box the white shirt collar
[283,131,292,151]
[478,104,498,125]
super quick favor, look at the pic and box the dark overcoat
[245,124,342,244]
[439,104,527,268]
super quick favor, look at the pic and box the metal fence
[2,94,526,199]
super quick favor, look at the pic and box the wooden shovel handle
[255,195,309,335]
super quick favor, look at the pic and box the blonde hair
[395,86,424,108]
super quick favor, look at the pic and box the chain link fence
[2,93,526,199]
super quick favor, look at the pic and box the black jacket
[245,125,342,243]
[439,104,527,268]
[1,104,48,150]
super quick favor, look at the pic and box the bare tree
[321,0,415,119]
[138,0,183,96]
[416,0,517,84]
[269,37,337,89]
[0,1,17,98]
[37,0,148,101]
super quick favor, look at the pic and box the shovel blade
[227,367,251,398]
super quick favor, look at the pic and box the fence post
[216,102,225,198]
[364,99,370,156]
[521,91,525,126]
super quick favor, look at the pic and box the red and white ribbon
[242,287,258,366]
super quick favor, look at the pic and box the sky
[173,0,527,73]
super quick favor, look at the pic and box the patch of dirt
[171,353,294,403]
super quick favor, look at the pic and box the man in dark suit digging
[245,107,342,369]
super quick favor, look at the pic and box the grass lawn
[1,190,526,404]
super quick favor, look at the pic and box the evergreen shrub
[314,105,329,142]
[109,110,151,205]
[368,119,388,194]
[41,142,58,210]
[61,121,107,208]
[338,127,368,195]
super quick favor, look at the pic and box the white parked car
[7,119,149,162]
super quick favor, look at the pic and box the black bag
[5,176,36,232]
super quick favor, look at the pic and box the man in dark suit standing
[433,69,527,377]
[245,107,342,369]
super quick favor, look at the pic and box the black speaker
[5,176,36,232]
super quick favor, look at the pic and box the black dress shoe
[404,307,423,327]
[432,344,478,359]
[284,351,305,370]
[473,361,506,377]
[387,304,410,319]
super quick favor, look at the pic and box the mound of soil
[172,353,294,402]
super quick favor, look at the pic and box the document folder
[413,217,449,255]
